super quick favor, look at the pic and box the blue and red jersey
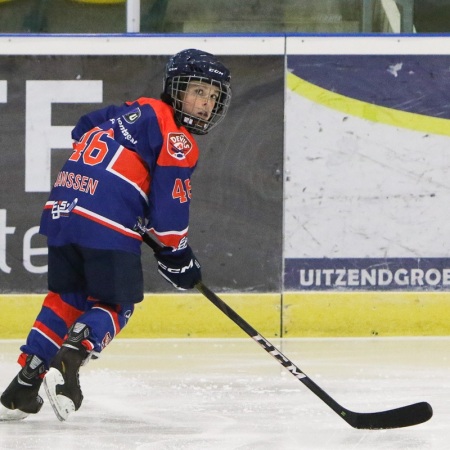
[39,98,199,256]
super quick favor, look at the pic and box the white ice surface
[0,337,448,450]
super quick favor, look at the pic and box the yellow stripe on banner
[287,71,450,137]
[120,293,281,338]
[1,292,449,339]
[283,291,450,337]
[0,295,44,339]
[0,293,281,339]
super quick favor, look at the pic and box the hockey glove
[155,246,202,290]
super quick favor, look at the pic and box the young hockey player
[0,49,232,421]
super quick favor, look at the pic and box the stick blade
[345,401,433,430]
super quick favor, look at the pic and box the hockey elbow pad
[155,246,202,290]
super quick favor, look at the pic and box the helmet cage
[168,75,231,135]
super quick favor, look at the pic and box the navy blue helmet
[163,49,232,135]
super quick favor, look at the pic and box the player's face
[180,80,220,121]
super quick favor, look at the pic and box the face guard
[168,75,231,135]
[163,49,232,135]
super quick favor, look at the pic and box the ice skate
[0,355,46,421]
[44,322,90,421]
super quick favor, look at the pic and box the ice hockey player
[0,49,232,421]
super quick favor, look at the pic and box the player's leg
[0,245,86,421]
[44,301,134,421]
[0,355,46,421]
[0,291,87,421]
[44,247,142,421]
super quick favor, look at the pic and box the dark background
[0,55,284,293]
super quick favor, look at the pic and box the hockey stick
[135,220,432,429]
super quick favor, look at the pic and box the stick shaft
[195,282,348,415]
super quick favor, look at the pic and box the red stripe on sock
[17,352,28,368]
[33,320,65,347]
[43,291,84,328]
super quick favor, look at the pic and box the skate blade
[0,404,28,421]
[43,368,75,422]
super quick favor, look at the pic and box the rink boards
[2,36,450,338]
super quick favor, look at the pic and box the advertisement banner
[285,258,450,291]
[285,51,450,291]
[0,50,284,293]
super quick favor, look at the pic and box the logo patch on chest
[167,132,193,160]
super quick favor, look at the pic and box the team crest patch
[167,132,193,160]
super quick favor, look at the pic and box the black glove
[155,246,202,290]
